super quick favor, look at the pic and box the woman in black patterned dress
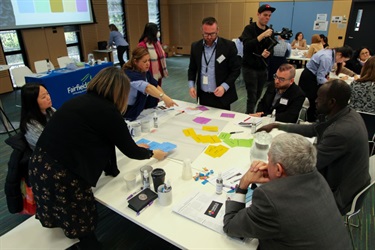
[28,67,167,249]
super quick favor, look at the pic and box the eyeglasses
[202,32,217,38]
[273,74,291,83]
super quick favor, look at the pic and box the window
[0,30,25,67]
[107,0,128,63]
[148,0,161,42]
[64,26,82,62]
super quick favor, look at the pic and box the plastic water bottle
[182,158,193,180]
[269,109,276,124]
[46,59,52,73]
[153,112,158,128]
[143,170,150,189]
[216,172,223,195]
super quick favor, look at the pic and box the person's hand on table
[189,87,197,98]
[137,143,150,149]
[163,95,178,108]
[249,112,264,117]
[339,75,349,81]
[153,149,167,160]
[354,74,360,80]
[238,160,270,189]
[256,123,279,133]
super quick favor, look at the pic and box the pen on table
[126,187,143,200]
[175,111,185,116]
[137,201,154,216]
[229,131,244,134]
[243,117,251,122]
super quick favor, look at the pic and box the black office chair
[358,111,375,156]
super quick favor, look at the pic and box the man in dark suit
[258,79,370,215]
[253,63,305,123]
[224,133,351,249]
[188,17,240,110]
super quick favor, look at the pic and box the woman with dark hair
[291,32,307,50]
[138,22,168,86]
[123,47,177,121]
[345,47,372,75]
[20,83,55,150]
[305,34,323,58]
[349,56,375,113]
[107,24,129,67]
[299,46,353,121]
[28,67,167,249]
[319,34,329,48]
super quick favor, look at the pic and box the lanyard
[203,44,217,73]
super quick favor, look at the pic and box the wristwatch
[235,186,248,194]
[159,93,164,99]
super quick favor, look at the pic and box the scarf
[141,41,168,80]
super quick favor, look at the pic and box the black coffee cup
[151,168,166,192]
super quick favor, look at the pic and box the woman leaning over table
[107,24,129,67]
[20,83,55,150]
[291,32,307,50]
[299,46,353,122]
[28,67,167,249]
[123,47,177,121]
[349,56,375,113]
[138,22,168,87]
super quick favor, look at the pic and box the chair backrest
[10,66,34,88]
[34,60,55,73]
[370,155,375,182]
[358,111,375,142]
[57,56,73,68]
[297,98,310,124]
[294,68,304,85]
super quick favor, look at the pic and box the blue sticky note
[136,138,151,144]
[148,141,162,150]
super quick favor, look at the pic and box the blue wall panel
[261,1,333,43]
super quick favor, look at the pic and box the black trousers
[117,46,128,68]
[198,91,230,110]
[299,68,322,122]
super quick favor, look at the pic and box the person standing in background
[107,24,129,67]
[241,4,276,114]
[138,22,168,87]
[267,35,291,81]
[304,34,324,58]
[188,17,240,110]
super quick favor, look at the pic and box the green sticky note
[238,139,253,147]
[219,132,231,140]
[223,138,237,147]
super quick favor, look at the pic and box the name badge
[202,75,208,85]
[217,54,226,64]
[280,98,288,105]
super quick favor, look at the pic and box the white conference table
[287,49,310,62]
[93,101,284,249]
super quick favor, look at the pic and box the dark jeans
[242,67,268,114]
[198,91,230,110]
[117,46,128,68]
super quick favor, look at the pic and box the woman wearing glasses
[345,47,372,75]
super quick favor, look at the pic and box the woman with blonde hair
[305,34,324,58]
[123,47,177,121]
[349,56,375,113]
[28,67,167,248]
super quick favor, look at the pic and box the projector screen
[0,0,94,31]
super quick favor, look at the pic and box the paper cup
[123,173,137,190]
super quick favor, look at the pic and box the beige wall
[0,0,353,92]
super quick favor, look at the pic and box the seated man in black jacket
[251,63,305,123]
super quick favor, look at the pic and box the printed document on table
[173,192,226,234]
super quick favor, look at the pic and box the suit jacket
[224,171,351,250]
[279,107,371,214]
[188,37,240,106]
[256,82,305,123]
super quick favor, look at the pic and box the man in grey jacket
[224,133,351,249]
[258,79,370,214]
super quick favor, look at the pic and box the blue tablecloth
[25,62,113,109]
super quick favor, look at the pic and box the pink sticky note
[197,105,209,111]
[193,117,211,124]
[221,113,235,118]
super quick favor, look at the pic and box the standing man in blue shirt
[188,17,240,110]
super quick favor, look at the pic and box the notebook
[128,188,158,213]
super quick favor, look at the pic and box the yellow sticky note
[183,128,196,137]
[211,135,221,143]
[202,125,219,132]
